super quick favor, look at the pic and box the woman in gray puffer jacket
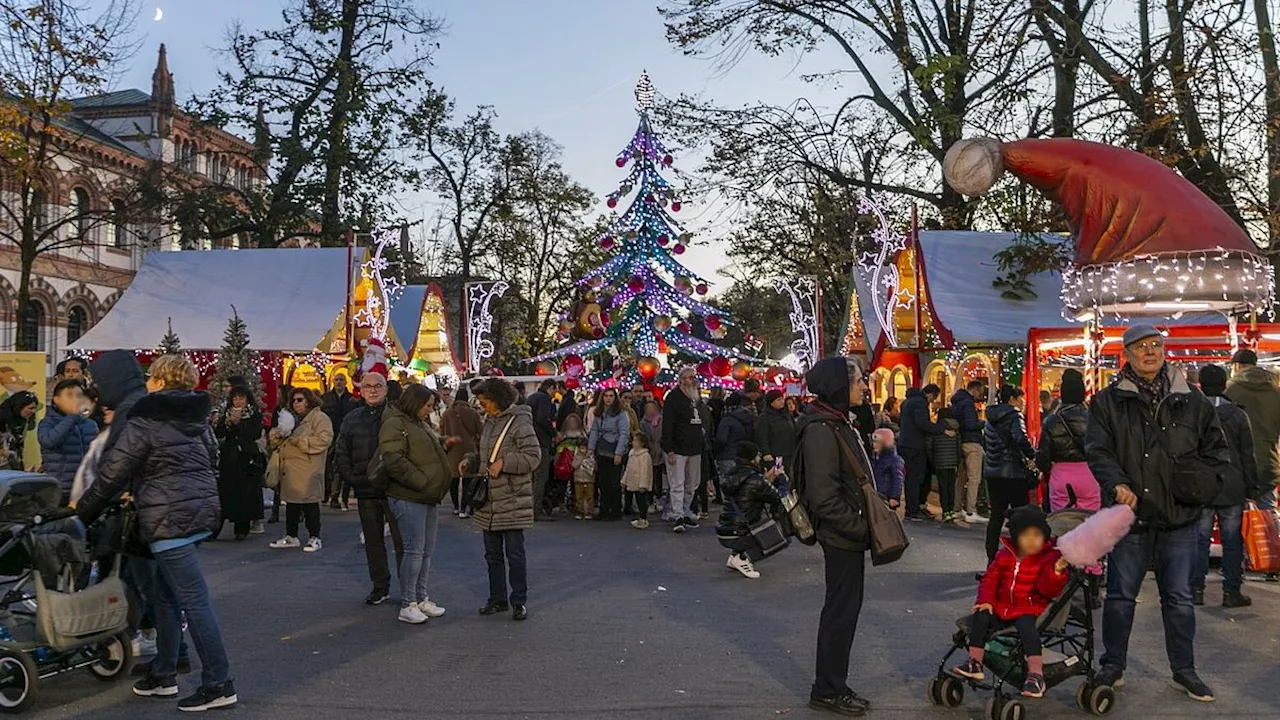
[470,378,541,622]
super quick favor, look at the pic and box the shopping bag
[264,451,282,491]
[1243,501,1280,574]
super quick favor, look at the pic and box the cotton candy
[1057,504,1136,567]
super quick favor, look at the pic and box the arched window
[70,188,90,240]
[66,306,87,345]
[31,189,49,230]
[20,299,45,351]
[110,199,128,248]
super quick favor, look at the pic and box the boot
[1222,591,1252,608]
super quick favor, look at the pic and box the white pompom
[943,138,1005,196]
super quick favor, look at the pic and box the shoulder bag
[991,417,1040,491]
[468,415,516,511]
[833,427,910,566]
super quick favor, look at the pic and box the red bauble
[615,157,627,168]
[562,354,584,372]
[663,154,673,166]
[696,361,712,377]
[695,282,708,295]
[565,377,580,390]
[627,276,646,294]
[704,315,722,332]
[673,244,686,255]
[671,201,682,212]
[636,356,660,380]
[710,356,732,377]
[592,327,604,338]
[606,197,618,209]
[657,234,669,246]
[535,361,557,377]
[599,236,614,250]
[646,194,655,203]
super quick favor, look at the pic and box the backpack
[554,447,575,482]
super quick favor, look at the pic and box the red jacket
[977,537,1069,620]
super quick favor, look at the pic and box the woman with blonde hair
[269,387,333,552]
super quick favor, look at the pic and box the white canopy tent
[71,248,360,352]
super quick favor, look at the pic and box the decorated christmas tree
[211,306,263,407]
[528,72,748,388]
[158,317,182,356]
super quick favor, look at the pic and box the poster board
[0,352,48,471]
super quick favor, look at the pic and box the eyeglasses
[360,384,383,391]
[292,397,306,403]
[1131,340,1164,352]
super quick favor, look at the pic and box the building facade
[0,44,265,367]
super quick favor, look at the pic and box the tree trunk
[320,0,360,246]
[1256,0,1280,246]
[15,242,36,352]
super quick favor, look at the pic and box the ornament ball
[615,157,626,168]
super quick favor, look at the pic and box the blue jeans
[1195,505,1244,594]
[483,530,527,606]
[389,499,438,608]
[1101,523,1197,674]
[152,543,231,687]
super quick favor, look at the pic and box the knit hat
[1006,505,1052,542]
[1060,369,1086,405]
[735,440,761,463]
[765,389,784,405]
[1199,364,1228,396]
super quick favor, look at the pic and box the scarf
[1119,362,1170,414]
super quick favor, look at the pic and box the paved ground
[23,506,1280,719]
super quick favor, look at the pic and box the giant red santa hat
[943,137,1273,318]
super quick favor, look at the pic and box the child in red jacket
[952,505,1070,698]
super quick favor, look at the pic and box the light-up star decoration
[856,194,913,347]
[465,281,509,374]
[352,227,406,342]
[771,276,821,374]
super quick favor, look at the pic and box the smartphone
[773,457,784,471]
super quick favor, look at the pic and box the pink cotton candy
[1057,504,1136,567]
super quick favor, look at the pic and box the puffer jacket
[714,407,755,461]
[1207,396,1259,507]
[870,446,904,501]
[983,404,1035,482]
[37,406,98,494]
[379,405,451,505]
[335,402,386,500]
[1225,365,1280,492]
[755,406,797,469]
[661,387,710,457]
[950,389,984,444]
[472,404,541,532]
[76,390,221,543]
[977,537,1068,620]
[1036,403,1089,471]
[1085,366,1232,530]
[931,418,961,470]
[716,461,782,538]
[588,409,630,458]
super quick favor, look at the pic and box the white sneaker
[302,537,323,553]
[359,532,365,545]
[248,520,265,535]
[269,536,301,549]
[964,512,987,524]
[398,605,428,624]
[726,553,761,579]
[419,599,446,618]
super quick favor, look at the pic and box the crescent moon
[153,7,163,22]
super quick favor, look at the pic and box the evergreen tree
[211,306,263,407]
[158,317,183,355]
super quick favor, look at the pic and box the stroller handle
[31,507,79,526]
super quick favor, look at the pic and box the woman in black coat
[214,387,265,540]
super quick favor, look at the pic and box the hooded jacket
[1206,396,1260,506]
[797,358,869,551]
[870,445,904,501]
[716,461,782,538]
[38,405,99,494]
[983,403,1035,482]
[950,389,985,444]
[1035,403,1090,471]
[1225,365,1280,492]
[661,386,710,457]
[0,392,38,471]
[76,390,221,543]
[90,350,147,453]
[899,387,944,450]
[714,406,755,461]
[756,405,798,471]
[1086,365,1232,530]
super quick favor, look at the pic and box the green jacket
[1225,365,1280,494]
[378,406,450,505]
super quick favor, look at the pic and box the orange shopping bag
[1243,501,1280,574]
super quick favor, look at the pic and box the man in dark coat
[335,372,403,605]
[950,381,986,521]
[714,393,756,478]
[899,384,949,520]
[1193,364,1259,609]
[1085,325,1232,702]
[322,376,359,508]
[756,389,798,475]
[1225,348,1280,510]
[525,379,556,520]
[798,357,872,717]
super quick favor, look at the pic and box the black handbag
[470,416,516,511]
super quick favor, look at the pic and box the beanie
[765,389,784,405]
[735,440,761,464]
[1006,504,1052,543]
[1060,369,1086,405]
[1198,364,1228,397]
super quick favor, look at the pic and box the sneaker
[1021,673,1046,698]
[302,537,323,553]
[672,519,687,534]
[574,515,583,520]
[133,630,156,658]
[458,511,469,519]
[358,532,365,545]
[512,605,528,621]
[177,680,238,711]
[964,512,987,524]
[365,589,389,606]
[248,520,265,535]
[131,658,191,677]
[1192,588,1205,606]
[1172,670,1214,702]
[1222,591,1252,608]
[1096,665,1125,689]
[268,536,300,549]
[951,657,985,681]
[631,518,649,529]
[479,601,510,616]
[132,675,178,697]
[341,503,350,512]
[808,690,867,717]
[398,605,428,624]
[683,516,700,530]
[419,599,446,618]
[726,553,760,579]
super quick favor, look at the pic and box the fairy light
[856,194,913,347]
[465,281,509,374]
[352,227,406,341]
[772,276,820,373]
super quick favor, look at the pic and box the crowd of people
[5,321,1278,716]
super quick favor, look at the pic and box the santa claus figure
[355,336,389,389]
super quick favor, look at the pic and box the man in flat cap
[1085,324,1232,702]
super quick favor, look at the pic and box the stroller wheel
[1076,683,1091,712]
[88,632,133,681]
[1087,685,1115,715]
[1000,699,1026,720]
[985,696,1001,720]
[927,678,941,706]
[0,650,37,713]
[939,676,965,708]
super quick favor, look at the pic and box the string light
[856,194,913,347]
[352,227,406,340]
[772,276,820,373]
[465,281,509,374]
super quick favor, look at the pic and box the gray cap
[1122,324,1163,347]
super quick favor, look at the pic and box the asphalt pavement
[24,506,1280,720]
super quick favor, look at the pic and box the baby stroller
[925,508,1114,720]
[0,471,132,713]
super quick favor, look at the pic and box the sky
[112,1,845,287]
